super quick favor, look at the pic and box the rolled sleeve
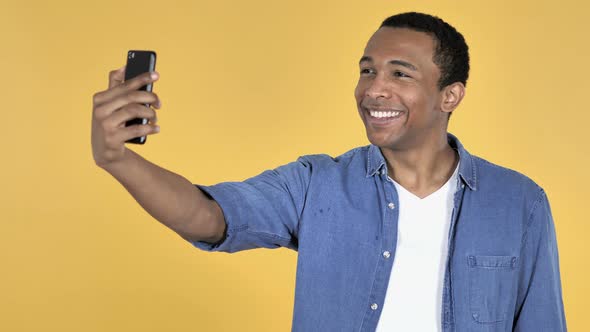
[514,188,567,331]
[190,156,312,253]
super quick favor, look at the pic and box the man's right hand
[91,67,162,169]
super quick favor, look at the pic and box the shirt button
[371,303,378,310]
[381,169,386,175]
[383,251,391,259]
[388,202,395,209]
[461,184,465,188]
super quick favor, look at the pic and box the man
[91,12,567,332]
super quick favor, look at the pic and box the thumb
[108,65,126,89]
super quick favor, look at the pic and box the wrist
[99,148,136,174]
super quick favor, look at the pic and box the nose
[365,75,391,99]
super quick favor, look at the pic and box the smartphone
[124,50,157,144]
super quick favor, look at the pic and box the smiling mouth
[364,107,405,122]
[368,110,403,118]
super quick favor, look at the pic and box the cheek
[395,89,416,112]
[354,80,367,103]
[404,88,430,109]
[354,85,362,103]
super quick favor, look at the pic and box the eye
[393,70,411,78]
[360,68,375,75]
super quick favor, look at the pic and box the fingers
[108,103,158,128]
[113,122,161,144]
[108,66,126,89]
[94,90,160,119]
[92,68,162,167]
[95,102,161,156]
[94,71,159,106]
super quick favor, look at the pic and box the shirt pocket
[468,255,518,324]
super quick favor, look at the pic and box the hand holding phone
[124,50,157,144]
[91,55,160,169]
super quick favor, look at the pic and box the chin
[360,112,406,149]
[366,130,399,148]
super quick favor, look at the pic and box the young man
[92,12,567,332]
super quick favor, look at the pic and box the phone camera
[129,52,135,59]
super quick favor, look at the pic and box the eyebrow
[359,56,418,71]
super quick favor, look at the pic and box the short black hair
[380,12,470,91]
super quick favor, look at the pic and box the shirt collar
[365,132,478,191]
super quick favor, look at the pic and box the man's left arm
[513,188,567,331]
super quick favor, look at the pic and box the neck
[380,132,458,195]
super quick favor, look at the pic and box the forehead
[363,27,436,68]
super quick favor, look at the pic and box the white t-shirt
[375,160,460,332]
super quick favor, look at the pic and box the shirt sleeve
[189,156,313,253]
[513,188,568,331]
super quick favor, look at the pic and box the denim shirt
[192,132,567,332]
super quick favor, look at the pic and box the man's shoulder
[286,146,371,179]
[297,145,370,165]
[470,153,544,198]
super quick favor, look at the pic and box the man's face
[354,27,446,150]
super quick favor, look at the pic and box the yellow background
[1,0,588,330]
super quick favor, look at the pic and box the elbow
[176,199,227,244]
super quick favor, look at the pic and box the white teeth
[369,110,401,118]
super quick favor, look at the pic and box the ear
[440,82,465,115]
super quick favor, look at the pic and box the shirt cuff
[190,183,242,253]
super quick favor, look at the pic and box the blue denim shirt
[192,132,567,332]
